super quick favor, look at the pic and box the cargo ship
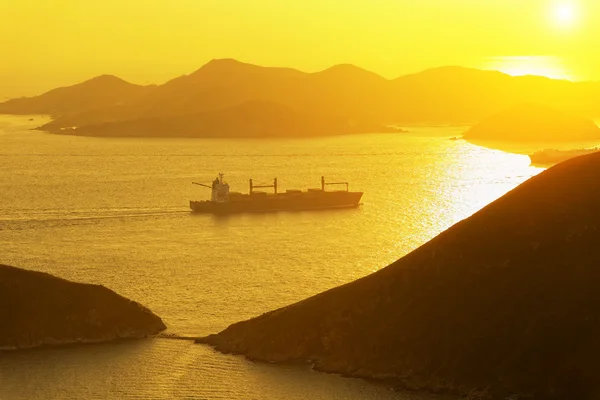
[190,174,363,214]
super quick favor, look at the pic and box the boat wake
[0,207,190,230]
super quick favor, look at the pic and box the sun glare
[552,2,579,28]
[482,56,573,80]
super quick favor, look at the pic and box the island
[463,103,600,142]
[196,151,600,399]
[0,264,166,350]
[39,100,402,138]
[3,60,600,137]
[529,147,600,165]
[0,75,153,117]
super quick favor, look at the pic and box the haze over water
[0,115,544,399]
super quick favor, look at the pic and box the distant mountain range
[1,59,599,138]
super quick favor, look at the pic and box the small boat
[190,174,363,214]
[529,148,600,165]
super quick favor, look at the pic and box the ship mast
[249,178,278,194]
[321,176,349,192]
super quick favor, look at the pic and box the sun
[552,2,578,28]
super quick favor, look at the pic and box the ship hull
[190,192,363,214]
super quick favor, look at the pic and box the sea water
[0,115,542,399]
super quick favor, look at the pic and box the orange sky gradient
[1,0,599,98]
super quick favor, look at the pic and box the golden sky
[1,0,599,97]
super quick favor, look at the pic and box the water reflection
[444,144,544,225]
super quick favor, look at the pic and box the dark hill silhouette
[310,64,387,87]
[389,66,594,123]
[186,58,306,86]
[3,59,600,137]
[129,59,392,122]
[134,59,307,118]
[197,151,600,399]
[0,75,154,117]
[464,103,600,142]
[46,100,399,138]
[297,64,390,120]
[28,60,391,134]
[0,264,166,350]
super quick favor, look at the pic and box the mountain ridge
[3,59,600,138]
[0,74,154,117]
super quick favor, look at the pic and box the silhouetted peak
[181,59,304,85]
[322,63,368,73]
[82,74,132,86]
[89,74,126,82]
[412,65,509,79]
[192,58,263,76]
[418,66,572,83]
[315,64,385,81]
[65,75,140,91]
[32,74,140,99]
[203,58,254,69]
[513,74,571,85]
